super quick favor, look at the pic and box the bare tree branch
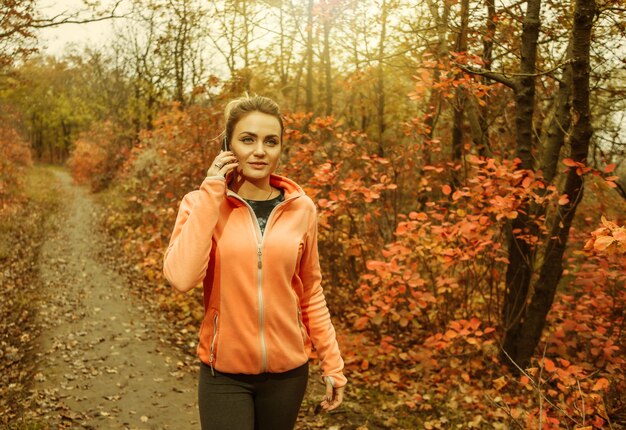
[455,63,516,88]
[1,0,126,39]
[456,59,573,89]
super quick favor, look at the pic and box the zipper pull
[258,246,262,269]
[209,354,215,376]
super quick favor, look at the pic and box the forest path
[28,168,198,430]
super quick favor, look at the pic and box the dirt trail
[29,169,198,429]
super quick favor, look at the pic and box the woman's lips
[249,162,268,169]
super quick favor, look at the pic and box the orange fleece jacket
[163,174,347,388]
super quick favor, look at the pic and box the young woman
[163,95,346,430]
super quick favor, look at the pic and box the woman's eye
[266,139,279,145]
[241,137,254,143]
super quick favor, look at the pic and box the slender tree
[500,0,542,368]
[507,0,596,368]
[305,0,314,113]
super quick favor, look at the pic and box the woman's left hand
[321,379,345,411]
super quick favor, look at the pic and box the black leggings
[198,361,309,430]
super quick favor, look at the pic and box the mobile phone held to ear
[222,135,228,152]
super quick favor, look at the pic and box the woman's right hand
[206,151,239,178]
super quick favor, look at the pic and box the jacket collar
[269,174,305,200]
[225,173,305,201]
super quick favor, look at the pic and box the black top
[244,189,285,234]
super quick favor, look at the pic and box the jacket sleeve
[299,203,347,388]
[163,177,226,292]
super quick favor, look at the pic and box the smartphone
[222,135,229,152]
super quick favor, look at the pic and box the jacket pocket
[209,311,219,375]
[297,307,309,348]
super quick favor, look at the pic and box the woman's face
[230,111,282,184]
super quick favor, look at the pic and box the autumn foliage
[63,99,624,428]
[0,124,32,213]
[46,55,626,428]
[66,121,130,192]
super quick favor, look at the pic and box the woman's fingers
[321,380,344,411]
[206,151,239,177]
[326,386,345,411]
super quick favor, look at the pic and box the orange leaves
[603,163,617,173]
[409,211,428,221]
[425,318,495,353]
[562,157,594,176]
[592,235,616,251]
[558,194,570,205]
[562,158,620,188]
[360,359,369,370]
[0,124,33,212]
[67,130,110,189]
[542,357,556,372]
[354,316,370,331]
[489,350,620,429]
[584,216,626,254]
[562,158,578,167]
[358,155,552,362]
[591,377,610,391]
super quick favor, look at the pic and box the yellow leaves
[600,215,617,229]
[585,216,626,254]
[593,235,615,251]
[510,408,523,420]
[493,376,507,390]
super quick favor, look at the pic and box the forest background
[1,0,625,428]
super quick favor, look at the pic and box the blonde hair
[224,95,284,148]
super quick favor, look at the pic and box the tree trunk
[478,0,496,156]
[323,18,332,116]
[507,0,595,369]
[305,0,314,113]
[501,0,542,367]
[540,40,573,184]
[423,0,450,153]
[451,0,469,165]
[375,0,388,157]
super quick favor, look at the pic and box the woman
[163,95,346,430]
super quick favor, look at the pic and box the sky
[37,0,125,56]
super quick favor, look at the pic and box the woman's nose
[253,141,265,155]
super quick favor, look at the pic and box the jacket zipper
[209,312,218,376]
[257,244,267,372]
[228,190,299,373]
